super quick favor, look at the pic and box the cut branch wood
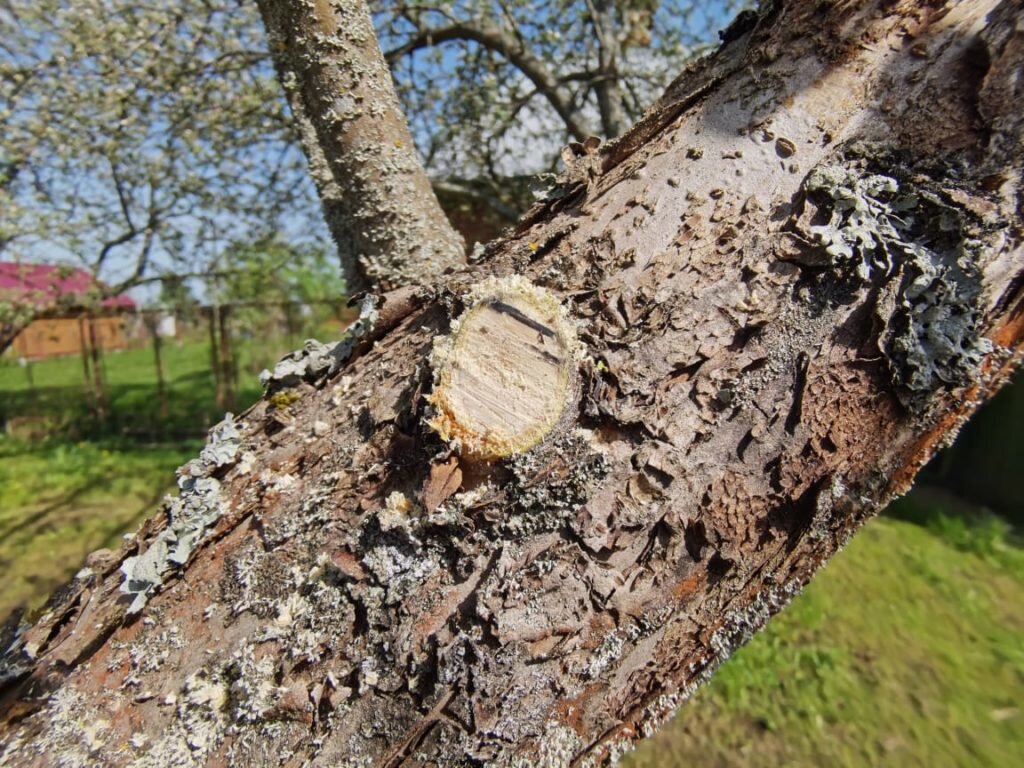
[427,277,579,460]
[1,1,1022,766]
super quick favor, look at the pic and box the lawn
[625,493,1024,768]
[0,319,355,440]
[0,435,1019,767]
[0,336,270,439]
[0,438,198,617]
[0,339,1021,765]
[0,334,281,613]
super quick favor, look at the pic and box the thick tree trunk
[257,0,465,291]
[1,1,1021,766]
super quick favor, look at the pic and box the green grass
[0,438,198,618]
[0,332,334,615]
[1,338,264,439]
[0,331,333,439]
[625,504,1024,768]
[0,431,1018,767]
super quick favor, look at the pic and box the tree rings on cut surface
[428,276,578,460]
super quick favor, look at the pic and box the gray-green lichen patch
[120,414,243,614]
[803,164,994,410]
[707,580,802,663]
[259,294,379,393]
[199,414,242,468]
[361,495,440,608]
[0,619,29,683]
[882,246,993,409]
[805,166,920,280]
[506,430,610,537]
[119,476,222,614]
[579,625,641,680]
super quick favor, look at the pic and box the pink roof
[0,262,135,310]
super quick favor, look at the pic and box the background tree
[215,238,346,318]
[0,0,319,285]
[158,275,201,325]
[0,0,326,354]
[1,0,749,308]
[375,0,746,215]
[214,236,348,368]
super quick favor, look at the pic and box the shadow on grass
[0,475,109,541]
[0,436,200,618]
[0,380,262,441]
[884,484,1023,573]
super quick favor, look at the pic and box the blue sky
[3,0,743,304]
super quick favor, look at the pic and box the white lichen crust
[428,276,580,459]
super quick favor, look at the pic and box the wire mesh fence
[0,300,353,441]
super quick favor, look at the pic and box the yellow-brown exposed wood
[427,277,577,459]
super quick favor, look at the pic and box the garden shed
[0,262,137,360]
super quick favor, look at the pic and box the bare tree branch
[432,178,519,222]
[385,20,593,141]
[586,0,628,137]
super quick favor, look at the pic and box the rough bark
[1,1,1022,766]
[257,0,465,291]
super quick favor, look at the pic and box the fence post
[78,316,97,418]
[218,305,236,411]
[145,312,169,422]
[207,305,224,410]
[284,300,297,349]
[21,357,38,406]
[87,316,108,424]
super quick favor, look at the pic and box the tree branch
[93,229,138,274]
[1,2,1021,767]
[385,21,593,142]
[586,0,629,137]
[257,0,465,291]
[432,179,519,222]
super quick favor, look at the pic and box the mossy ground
[1,341,1021,765]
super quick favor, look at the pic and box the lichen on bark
[800,158,998,410]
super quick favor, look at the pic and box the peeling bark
[1,1,1022,766]
[257,0,465,291]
